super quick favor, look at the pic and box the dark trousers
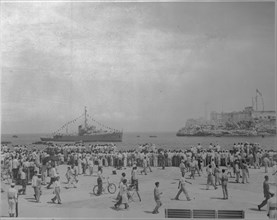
[161,159,165,169]
[18,179,27,194]
[97,177,102,195]
[115,196,122,206]
[259,195,270,208]
[12,169,19,181]
[47,177,56,189]
[153,199,162,213]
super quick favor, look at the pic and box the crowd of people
[1,141,277,218]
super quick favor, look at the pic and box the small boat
[137,135,140,137]
[149,135,157,138]
[12,135,18,138]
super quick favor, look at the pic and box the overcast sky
[1,1,275,134]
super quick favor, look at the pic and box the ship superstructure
[40,107,123,142]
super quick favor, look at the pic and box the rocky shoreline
[176,129,276,137]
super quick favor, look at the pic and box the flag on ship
[256,89,262,96]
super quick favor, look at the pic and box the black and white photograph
[1,0,276,219]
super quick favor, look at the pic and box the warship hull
[41,132,123,142]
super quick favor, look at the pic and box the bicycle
[92,177,117,196]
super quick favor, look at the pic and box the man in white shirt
[174,176,192,201]
[152,182,162,214]
[47,164,57,189]
[32,171,38,199]
[12,157,19,182]
[51,176,62,204]
[7,182,18,217]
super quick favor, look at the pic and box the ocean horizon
[1,132,276,151]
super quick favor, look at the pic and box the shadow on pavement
[210,197,224,200]
[110,206,127,211]
[249,208,266,212]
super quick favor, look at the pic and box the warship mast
[84,106,88,129]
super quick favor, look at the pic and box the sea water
[1,132,276,151]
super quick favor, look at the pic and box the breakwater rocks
[176,128,276,137]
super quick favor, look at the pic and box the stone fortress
[177,90,276,137]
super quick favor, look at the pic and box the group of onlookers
[1,141,277,218]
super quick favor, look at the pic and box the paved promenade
[1,165,276,219]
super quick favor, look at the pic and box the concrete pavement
[1,164,276,219]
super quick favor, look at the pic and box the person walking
[189,158,196,179]
[272,161,277,186]
[114,179,129,209]
[131,165,141,202]
[264,156,270,173]
[7,182,18,217]
[174,175,192,201]
[267,193,277,219]
[31,171,38,200]
[214,165,221,186]
[51,176,62,204]
[18,169,27,195]
[47,164,57,189]
[241,160,249,184]
[206,165,217,190]
[152,182,162,214]
[65,166,71,184]
[234,160,241,183]
[12,157,19,182]
[35,174,42,203]
[116,172,127,200]
[97,171,103,195]
[88,157,94,176]
[66,166,77,189]
[221,169,228,199]
[141,157,148,175]
[226,163,233,178]
[146,155,152,173]
[160,151,165,170]
[258,175,274,211]
[72,164,79,183]
[179,160,186,177]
